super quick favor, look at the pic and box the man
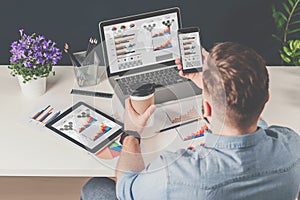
[81,42,300,200]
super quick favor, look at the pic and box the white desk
[0,66,299,177]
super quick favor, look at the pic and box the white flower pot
[17,76,46,97]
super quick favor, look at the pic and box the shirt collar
[205,127,267,149]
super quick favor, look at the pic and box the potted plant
[272,0,300,65]
[8,29,62,97]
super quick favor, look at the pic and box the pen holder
[72,48,105,87]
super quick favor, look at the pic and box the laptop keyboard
[117,67,186,95]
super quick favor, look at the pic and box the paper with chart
[160,97,208,141]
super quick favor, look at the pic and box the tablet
[46,102,123,154]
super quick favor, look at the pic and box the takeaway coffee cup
[130,83,155,114]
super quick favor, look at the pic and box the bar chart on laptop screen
[143,19,175,52]
[112,25,143,70]
[103,12,180,74]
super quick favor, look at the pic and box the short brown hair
[203,42,269,129]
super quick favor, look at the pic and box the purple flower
[11,41,18,48]
[32,45,39,51]
[23,61,33,68]
[44,52,52,59]
[36,35,45,42]
[9,29,62,68]
[10,56,18,63]
[18,39,25,48]
[19,29,24,36]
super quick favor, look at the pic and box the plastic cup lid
[130,83,155,97]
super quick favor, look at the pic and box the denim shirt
[116,121,300,200]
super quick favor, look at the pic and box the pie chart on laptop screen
[96,141,122,159]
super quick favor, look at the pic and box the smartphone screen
[178,27,202,74]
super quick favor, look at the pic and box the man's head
[202,42,269,132]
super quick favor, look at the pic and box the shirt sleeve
[116,154,168,200]
[257,119,268,129]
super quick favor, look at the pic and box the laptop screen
[100,8,181,76]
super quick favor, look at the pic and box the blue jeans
[81,177,117,200]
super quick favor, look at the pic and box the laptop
[99,7,201,105]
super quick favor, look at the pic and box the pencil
[93,39,98,48]
[39,111,53,122]
[64,43,81,67]
[43,112,56,124]
[86,38,98,57]
[47,111,61,124]
[32,105,50,119]
[86,37,93,57]
[91,39,98,53]
[36,107,53,121]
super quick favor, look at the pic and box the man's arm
[116,136,144,180]
[115,98,156,181]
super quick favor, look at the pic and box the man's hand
[176,48,209,89]
[123,98,156,134]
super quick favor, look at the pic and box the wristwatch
[120,130,141,145]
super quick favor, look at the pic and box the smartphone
[178,27,203,74]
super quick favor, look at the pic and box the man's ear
[203,100,212,118]
[265,91,270,103]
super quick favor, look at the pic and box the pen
[157,117,201,133]
[71,89,113,98]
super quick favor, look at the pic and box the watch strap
[120,130,141,145]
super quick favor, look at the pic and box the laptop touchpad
[155,82,201,104]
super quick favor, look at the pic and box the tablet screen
[46,102,123,153]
